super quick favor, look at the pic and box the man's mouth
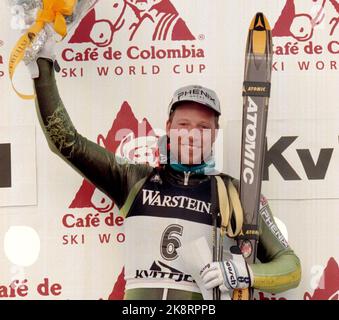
[182,144,201,150]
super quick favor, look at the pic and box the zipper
[183,171,191,186]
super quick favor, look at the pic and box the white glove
[23,24,57,79]
[200,246,253,293]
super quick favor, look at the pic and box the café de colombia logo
[69,0,195,45]
[62,0,205,70]
[272,0,338,58]
[272,0,338,42]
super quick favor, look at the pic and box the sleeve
[250,196,302,294]
[33,58,153,209]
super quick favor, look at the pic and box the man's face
[166,102,218,165]
[126,0,162,12]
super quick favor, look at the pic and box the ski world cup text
[60,45,206,77]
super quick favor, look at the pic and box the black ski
[233,12,273,300]
[211,176,221,300]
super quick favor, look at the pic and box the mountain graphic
[272,0,339,40]
[304,257,339,300]
[108,268,126,300]
[69,0,195,46]
[69,101,154,211]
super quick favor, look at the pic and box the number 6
[160,224,183,261]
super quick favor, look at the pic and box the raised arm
[33,58,152,208]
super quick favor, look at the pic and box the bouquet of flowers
[8,0,99,99]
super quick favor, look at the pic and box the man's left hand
[200,246,253,293]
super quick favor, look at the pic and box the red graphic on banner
[69,101,155,212]
[108,268,126,300]
[272,0,339,41]
[69,0,195,47]
[304,257,339,300]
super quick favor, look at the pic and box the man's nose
[184,130,203,144]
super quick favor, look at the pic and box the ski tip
[249,12,271,32]
[248,12,272,55]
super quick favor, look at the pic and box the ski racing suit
[33,59,301,300]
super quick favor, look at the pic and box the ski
[233,12,273,300]
[211,176,221,300]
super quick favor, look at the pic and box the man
[27,28,301,300]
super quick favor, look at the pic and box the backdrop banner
[0,0,338,300]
